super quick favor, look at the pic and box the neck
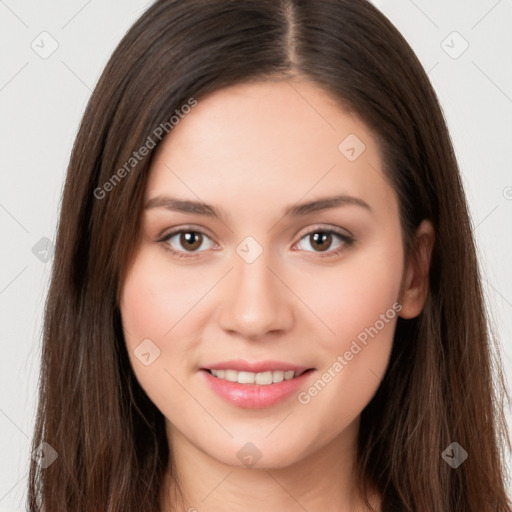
[160,417,381,512]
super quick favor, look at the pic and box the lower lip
[201,369,315,409]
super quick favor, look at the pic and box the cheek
[119,249,208,386]
[120,249,206,344]
[119,249,212,412]
[296,237,403,402]
[293,240,403,434]
[305,242,403,347]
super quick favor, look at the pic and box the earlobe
[398,220,435,319]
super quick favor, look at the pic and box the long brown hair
[28,0,511,510]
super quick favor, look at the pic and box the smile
[201,368,316,408]
[207,368,309,385]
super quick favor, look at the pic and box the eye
[158,226,354,260]
[294,227,354,257]
[159,228,216,258]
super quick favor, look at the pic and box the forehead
[145,80,396,220]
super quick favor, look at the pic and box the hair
[28,0,511,510]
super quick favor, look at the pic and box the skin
[119,79,434,512]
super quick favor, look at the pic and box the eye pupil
[311,232,332,252]
[181,232,202,251]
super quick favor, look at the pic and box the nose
[217,248,294,340]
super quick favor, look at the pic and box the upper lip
[201,359,313,374]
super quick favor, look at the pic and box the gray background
[1,0,511,509]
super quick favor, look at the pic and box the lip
[201,359,311,374]
[200,365,316,409]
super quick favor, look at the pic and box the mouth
[202,368,314,385]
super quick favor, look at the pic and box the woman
[28,0,511,510]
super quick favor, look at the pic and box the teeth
[209,369,301,385]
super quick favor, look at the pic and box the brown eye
[309,232,333,252]
[295,228,353,257]
[179,231,203,251]
[160,229,216,256]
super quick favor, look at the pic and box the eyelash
[158,225,355,260]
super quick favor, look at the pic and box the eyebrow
[144,194,373,220]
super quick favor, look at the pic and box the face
[120,79,408,469]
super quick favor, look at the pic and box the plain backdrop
[1,0,511,509]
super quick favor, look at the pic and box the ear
[398,220,435,319]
